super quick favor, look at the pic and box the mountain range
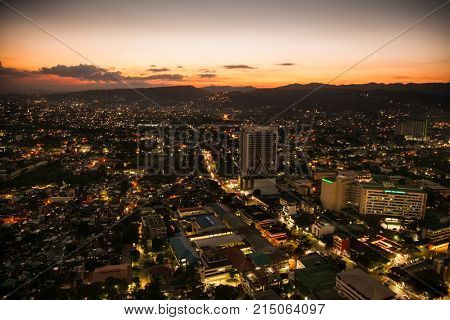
[3,83,449,112]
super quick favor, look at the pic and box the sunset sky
[0,0,449,92]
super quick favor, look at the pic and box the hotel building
[359,184,427,220]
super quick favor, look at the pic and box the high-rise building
[240,126,278,177]
[239,126,279,194]
[320,171,368,211]
[396,118,428,141]
[359,183,427,220]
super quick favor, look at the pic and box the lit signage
[384,190,406,194]
[322,178,334,184]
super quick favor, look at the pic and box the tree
[122,223,139,244]
[228,269,238,281]
[131,249,140,262]
[152,237,165,252]
[132,276,141,287]
[212,285,244,300]
[134,278,165,300]
[252,189,262,197]
[156,253,165,265]
[120,180,131,194]
[84,258,99,272]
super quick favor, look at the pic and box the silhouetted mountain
[203,86,257,93]
[46,85,211,105]
[222,83,450,113]
[273,82,450,96]
[3,83,448,113]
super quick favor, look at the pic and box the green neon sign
[322,178,334,184]
[384,190,406,194]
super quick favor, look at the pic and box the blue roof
[194,214,225,229]
[169,235,199,265]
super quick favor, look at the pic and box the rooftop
[193,214,225,229]
[337,268,395,300]
[168,234,199,265]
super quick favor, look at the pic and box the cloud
[199,68,215,73]
[126,74,184,81]
[39,64,122,82]
[38,64,183,82]
[0,62,32,78]
[277,62,295,66]
[223,64,256,70]
[198,73,216,78]
[147,67,170,72]
[0,63,184,91]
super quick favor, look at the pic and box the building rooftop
[299,253,328,268]
[223,246,254,273]
[337,268,395,300]
[193,214,225,230]
[253,290,280,300]
[361,183,426,194]
[294,263,337,292]
[192,233,244,248]
[168,234,199,265]
[93,263,130,273]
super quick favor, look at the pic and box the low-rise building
[336,269,395,300]
[312,220,335,238]
[141,214,167,239]
[333,234,350,256]
[90,264,132,284]
[433,256,450,282]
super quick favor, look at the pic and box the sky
[0,0,449,92]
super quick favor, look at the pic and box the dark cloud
[147,67,170,72]
[0,63,184,87]
[38,64,183,82]
[198,73,216,78]
[39,64,122,82]
[277,62,295,66]
[0,62,32,78]
[126,74,184,81]
[223,64,256,70]
[199,68,215,73]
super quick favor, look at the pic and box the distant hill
[2,83,448,112]
[222,83,450,112]
[273,82,450,96]
[203,85,257,93]
[46,85,211,105]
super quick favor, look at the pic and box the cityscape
[0,0,449,304]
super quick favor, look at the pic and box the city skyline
[1,0,449,309]
[0,0,449,93]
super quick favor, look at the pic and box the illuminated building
[396,118,428,141]
[239,126,278,195]
[320,171,362,211]
[359,184,427,220]
[333,234,350,256]
[312,219,335,238]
